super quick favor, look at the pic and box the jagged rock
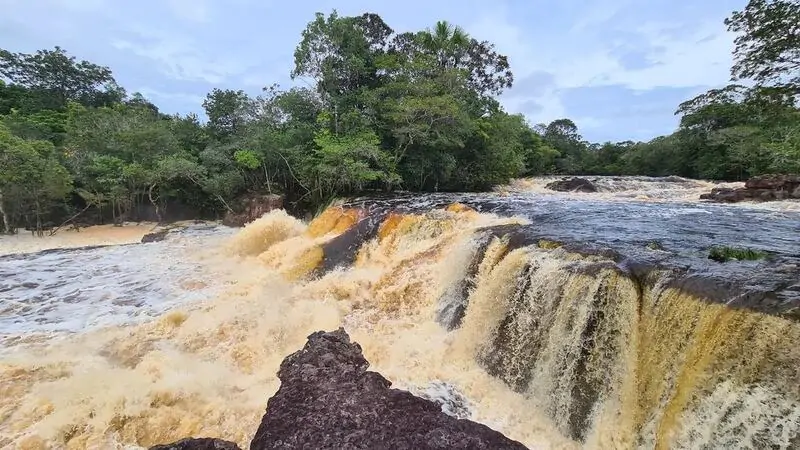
[222,194,283,227]
[699,187,750,202]
[745,173,800,190]
[545,177,597,193]
[149,437,241,450]
[250,328,528,450]
[701,174,800,203]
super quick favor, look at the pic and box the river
[1,176,798,449]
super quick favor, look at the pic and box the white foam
[0,225,236,345]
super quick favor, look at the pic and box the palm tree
[418,21,471,69]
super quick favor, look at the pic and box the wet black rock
[545,177,597,193]
[700,174,800,202]
[154,329,527,450]
[314,211,387,276]
[149,438,241,450]
[745,173,800,191]
[250,328,528,450]
[222,194,283,227]
[141,229,169,243]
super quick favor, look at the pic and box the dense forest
[1,0,798,232]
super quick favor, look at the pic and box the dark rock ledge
[149,328,527,450]
[700,173,800,202]
[544,177,597,193]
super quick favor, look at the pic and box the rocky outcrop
[700,174,800,202]
[545,177,597,193]
[251,329,527,449]
[149,329,527,450]
[745,173,800,191]
[222,194,283,227]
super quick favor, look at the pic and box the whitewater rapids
[0,209,580,449]
[1,178,798,449]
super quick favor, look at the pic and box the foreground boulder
[700,174,800,202]
[150,329,527,450]
[545,177,597,193]
[250,328,527,449]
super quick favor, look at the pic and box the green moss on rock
[708,245,767,262]
[538,239,563,250]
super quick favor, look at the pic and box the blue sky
[1,0,744,142]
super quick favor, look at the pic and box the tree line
[1,1,798,233]
[540,0,800,179]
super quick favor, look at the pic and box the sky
[0,0,745,142]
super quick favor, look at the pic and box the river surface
[0,176,798,449]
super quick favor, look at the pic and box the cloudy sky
[1,0,744,142]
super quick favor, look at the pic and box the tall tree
[292,11,392,101]
[202,88,254,141]
[726,0,800,93]
[0,124,72,232]
[418,21,471,70]
[0,46,120,110]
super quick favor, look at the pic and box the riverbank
[0,223,158,256]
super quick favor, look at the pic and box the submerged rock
[149,438,241,450]
[409,381,475,420]
[141,229,169,243]
[545,177,597,193]
[250,328,528,449]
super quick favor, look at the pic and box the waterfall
[433,225,800,449]
[1,204,797,449]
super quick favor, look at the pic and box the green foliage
[202,88,253,141]
[708,245,768,262]
[233,149,261,170]
[0,123,72,231]
[0,46,120,110]
[538,239,563,250]
[1,3,797,230]
[726,0,800,92]
[311,128,399,195]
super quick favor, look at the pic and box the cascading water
[441,232,799,449]
[1,178,798,449]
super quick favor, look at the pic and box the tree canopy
[0,4,798,233]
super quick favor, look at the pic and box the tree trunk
[264,164,272,194]
[0,190,10,234]
[34,193,42,237]
[148,183,162,223]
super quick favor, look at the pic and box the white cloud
[582,20,734,90]
[569,0,634,32]
[112,27,252,84]
[167,0,211,23]
[136,87,205,106]
[470,3,734,133]
[468,11,539,78]
[240,70,290,88]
